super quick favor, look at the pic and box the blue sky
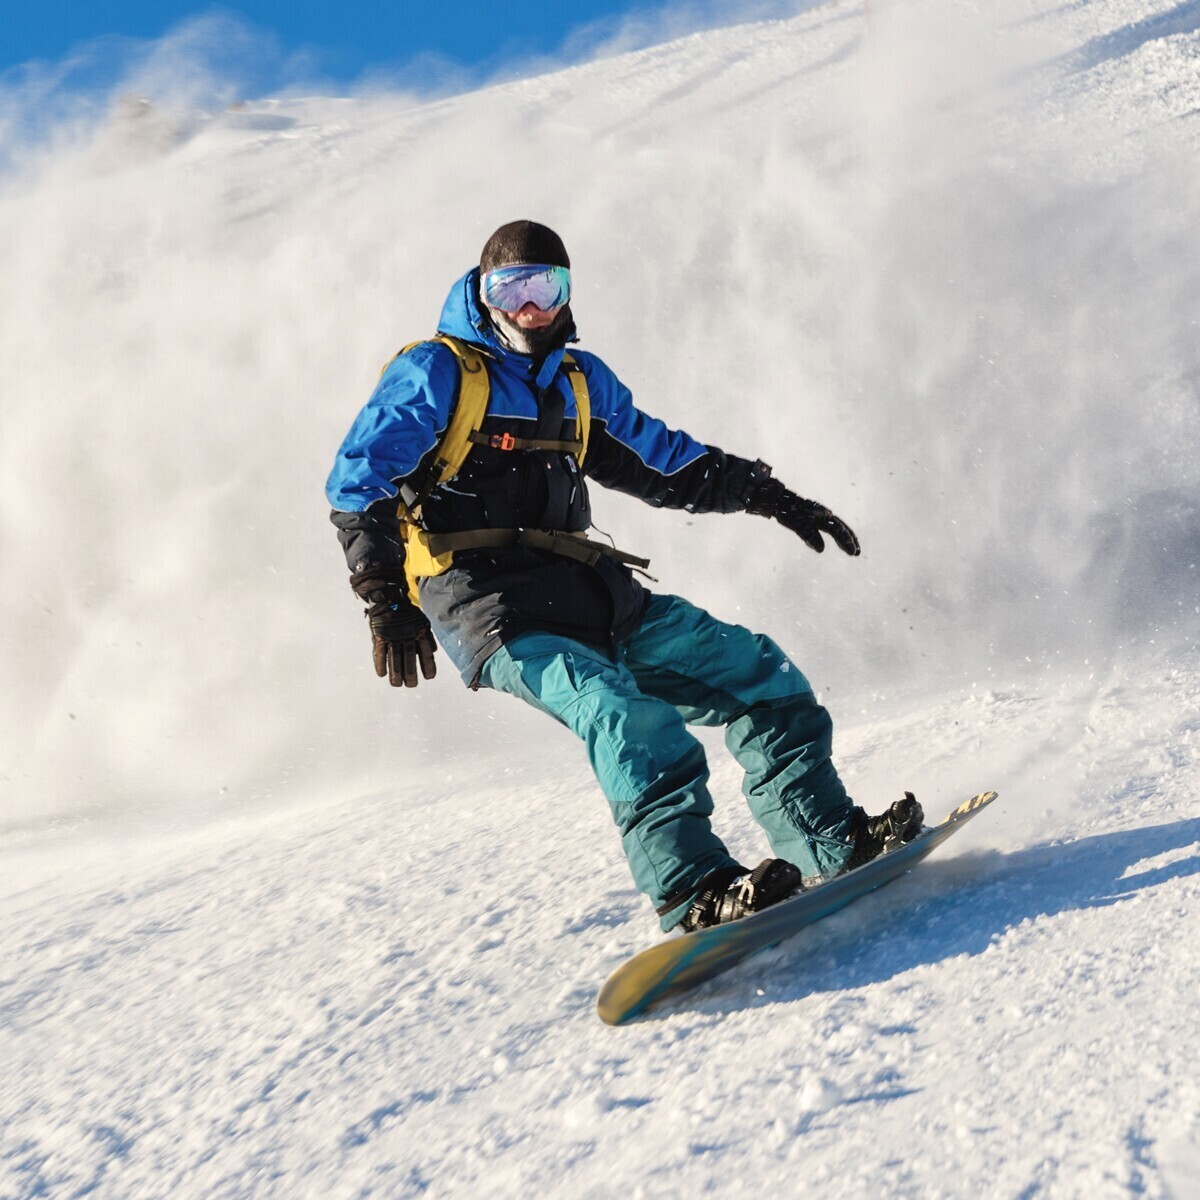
[0,0,798,161]
[3,1,768,92]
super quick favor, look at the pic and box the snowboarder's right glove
[745,476,861,557]
[350,570,437,688]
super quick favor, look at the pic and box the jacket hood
[437,268,576,390]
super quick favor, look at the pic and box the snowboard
[597,790,998,1026]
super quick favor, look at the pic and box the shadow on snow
[647,814,1200,1021]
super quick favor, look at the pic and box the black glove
[746,476,861,557]
[350,570,437,688]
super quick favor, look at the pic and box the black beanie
[480,221,570,273]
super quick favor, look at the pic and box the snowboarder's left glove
[746,477,861,557]
[350,570,437,688]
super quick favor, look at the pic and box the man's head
[479,220,573,356]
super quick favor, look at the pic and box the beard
[488,305,574,357]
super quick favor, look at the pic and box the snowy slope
[2,1,1200,1196]
[4,660,1199,1198]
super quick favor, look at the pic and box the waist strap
[423,527,651,571]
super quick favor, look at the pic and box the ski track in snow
[3,0,1200,1196]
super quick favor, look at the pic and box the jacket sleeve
[330,502,408,578]
[325,343,457,575]
[574,351,763,514]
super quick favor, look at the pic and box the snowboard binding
[847,792,924,871]
[679,858,802,932]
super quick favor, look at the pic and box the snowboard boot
[846,792,924,871]
[679,858,803,932]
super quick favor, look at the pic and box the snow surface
[2,1,1199,1196]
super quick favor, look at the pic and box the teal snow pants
[478,593,860,929]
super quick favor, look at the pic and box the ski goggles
[481,263,571,313]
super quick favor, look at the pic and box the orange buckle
[489,432,518,451]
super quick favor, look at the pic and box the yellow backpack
[388,335,597,604]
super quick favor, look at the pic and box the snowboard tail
[597,790,998,1026]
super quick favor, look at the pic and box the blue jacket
[327,269,764,683]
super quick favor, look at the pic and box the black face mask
[488,304,574,358]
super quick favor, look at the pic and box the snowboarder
[326,220,922,932]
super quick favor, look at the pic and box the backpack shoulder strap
[423,335,491,487]
[561,352,591,467]
[396,335,492,505]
